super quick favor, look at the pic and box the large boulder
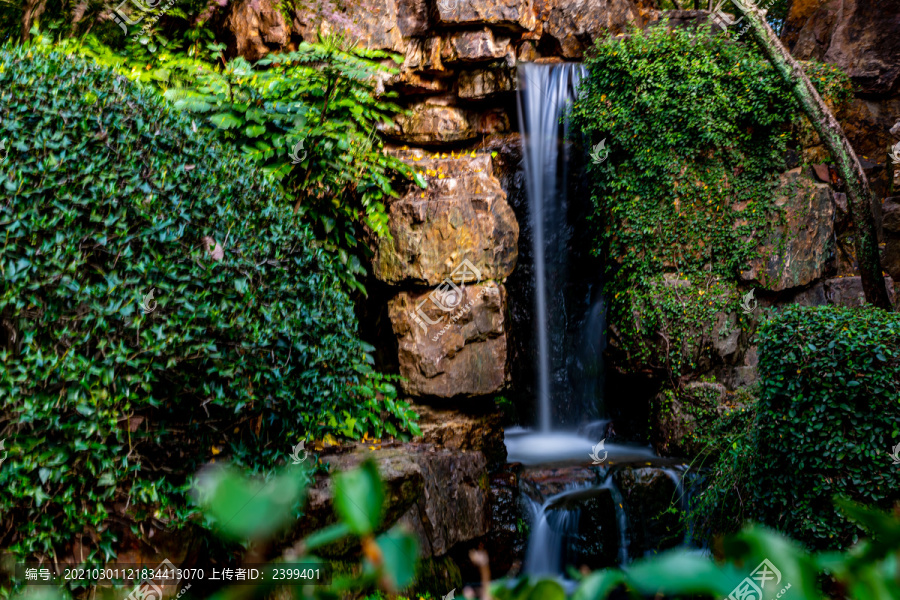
[388,282,508,398]
[823,276,897,308]
[373,151,518,284]
[382,104,511,144]
[288,444,489,559]
[458,67,515,99]
[534,0,655,58]
[787,0,900,96]
[612,467,682,559]
[738,169,835,292]
[653,382,726,458]
[220,0,291,61]
[434,0,537,30]
[416,405,508,468]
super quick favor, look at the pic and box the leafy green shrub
[38,20,420,295]
[688,399,758,543]
[0,46,417,561]
[157,34,421,294]
[753,305,900,549]
[569,25,852,377]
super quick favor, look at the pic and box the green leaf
[572,570,627,600]
[333,459,383,535]
[192,466,306,540]
[373,528,418,591]
[625,551,737,595]
[527,580,566,600]
[244,124,266,137]
[209,112,243,129]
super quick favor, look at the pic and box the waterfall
[600,475,631,565]
[517,63,587,431]
[523,504,581,577]
[511,62,696,581]
[523,490,583,577]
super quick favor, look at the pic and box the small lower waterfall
[600,475,631,565]
[523,495,582,577]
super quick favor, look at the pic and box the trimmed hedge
[0,46,416,560]
[753,305,900,549]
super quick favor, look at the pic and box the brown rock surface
[784,0,900,158]
[739,169,835,292]
[383,104,512,144]
[435,0,537,31]
[535,0,654,58]
[222,0,290,61]
[440,28,515,64]
[289,445,489,559]
[458,68,515,99]
[388,282,508,398]
[881,196,900,280]
[824,276,897,308]
[416,405,507,467]
[292,0,430,55]
[373,151,518,284]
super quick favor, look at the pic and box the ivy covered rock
[0,47,416,559]
[653,382,727,458]
[570,25,853,382]
[738,168,836,292]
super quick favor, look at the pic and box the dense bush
[570,25,852,377]
[0,46,417,560]
[22,2,421,295]
[753,305,900,549]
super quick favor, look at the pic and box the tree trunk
[730,1,893,310]
[21,0,48,42]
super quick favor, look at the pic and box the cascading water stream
[509,63,696,580]
[523,494,582,577]
[600,475,631,565]
[517,63,587,431]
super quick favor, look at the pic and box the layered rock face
[783,0,900,160]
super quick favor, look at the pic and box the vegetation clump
[753,305,900,549]
[570,25,852,378]
[0,46,417,561]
